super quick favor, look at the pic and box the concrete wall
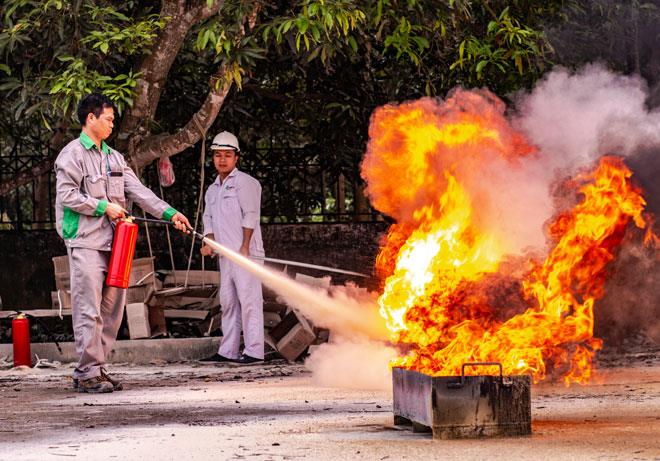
[0,222,388,310]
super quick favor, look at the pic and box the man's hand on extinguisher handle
[105,202,127,220]
[171,212,191,233]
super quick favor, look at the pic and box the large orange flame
[362,90,656,385]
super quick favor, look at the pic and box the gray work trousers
[68,247,126,380]
[218,257,264,359]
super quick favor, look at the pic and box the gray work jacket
[54,132,177,251]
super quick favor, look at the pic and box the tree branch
[116,0,224,153]
[132,3,262,170]
[132,71,232,169]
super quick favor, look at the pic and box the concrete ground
[1,353,659,461]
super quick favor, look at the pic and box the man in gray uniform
[200,131,265,364]
[55,93,190,393]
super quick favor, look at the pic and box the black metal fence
[0,136,379,230]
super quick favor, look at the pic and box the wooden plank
[0,309,72,318]
[163,310,209,320]
[148,286,218,310]
[161,270,220,287]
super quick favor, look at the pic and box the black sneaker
[199,353,236,363]
[234,354,263,364]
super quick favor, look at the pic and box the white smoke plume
[474,64,660,255]
[305,337,398,391]
[514,63,660,169]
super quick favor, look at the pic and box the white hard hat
[210,131,240,152]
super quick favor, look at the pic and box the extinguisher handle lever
[124,212,205,240]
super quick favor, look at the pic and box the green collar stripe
[79,131,111,155]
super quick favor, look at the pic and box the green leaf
[348,36,357,52]
[458,40,465,67]
[298,17,309,34]
[311,25,320,41]
[49,82,63,94]
[412,36,429,51]
[306,46,321,62]
[476,60,487,75]
[515,54,523,74]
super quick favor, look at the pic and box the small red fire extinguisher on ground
[106,219,139,288]
[12,313,32,367]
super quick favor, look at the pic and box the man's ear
[86,112,95,124]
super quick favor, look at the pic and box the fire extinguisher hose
[126,214,369,278]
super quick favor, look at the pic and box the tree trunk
[125,1,261,173]
[132,77,233,171]
[116,0,224,158]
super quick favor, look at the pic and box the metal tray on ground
[392,362,532,439]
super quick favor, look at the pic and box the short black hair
[77,93,116,126]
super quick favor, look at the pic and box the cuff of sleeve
[241,218,258,229]
[162,207,177,222]
[94,200,108,217]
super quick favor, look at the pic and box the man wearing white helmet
[200,131,265,364]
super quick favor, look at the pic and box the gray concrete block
[0,337,221,364]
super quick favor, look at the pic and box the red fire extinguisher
[12,313,32,367]
[106,219,139,288]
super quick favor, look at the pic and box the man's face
[212,149,238,175]
[87,106,114,141]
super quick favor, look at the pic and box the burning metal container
[392,362,531,439]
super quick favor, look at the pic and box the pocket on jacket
[221,193,239,212]
[83,174,106,199]
[107,173,124,203]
